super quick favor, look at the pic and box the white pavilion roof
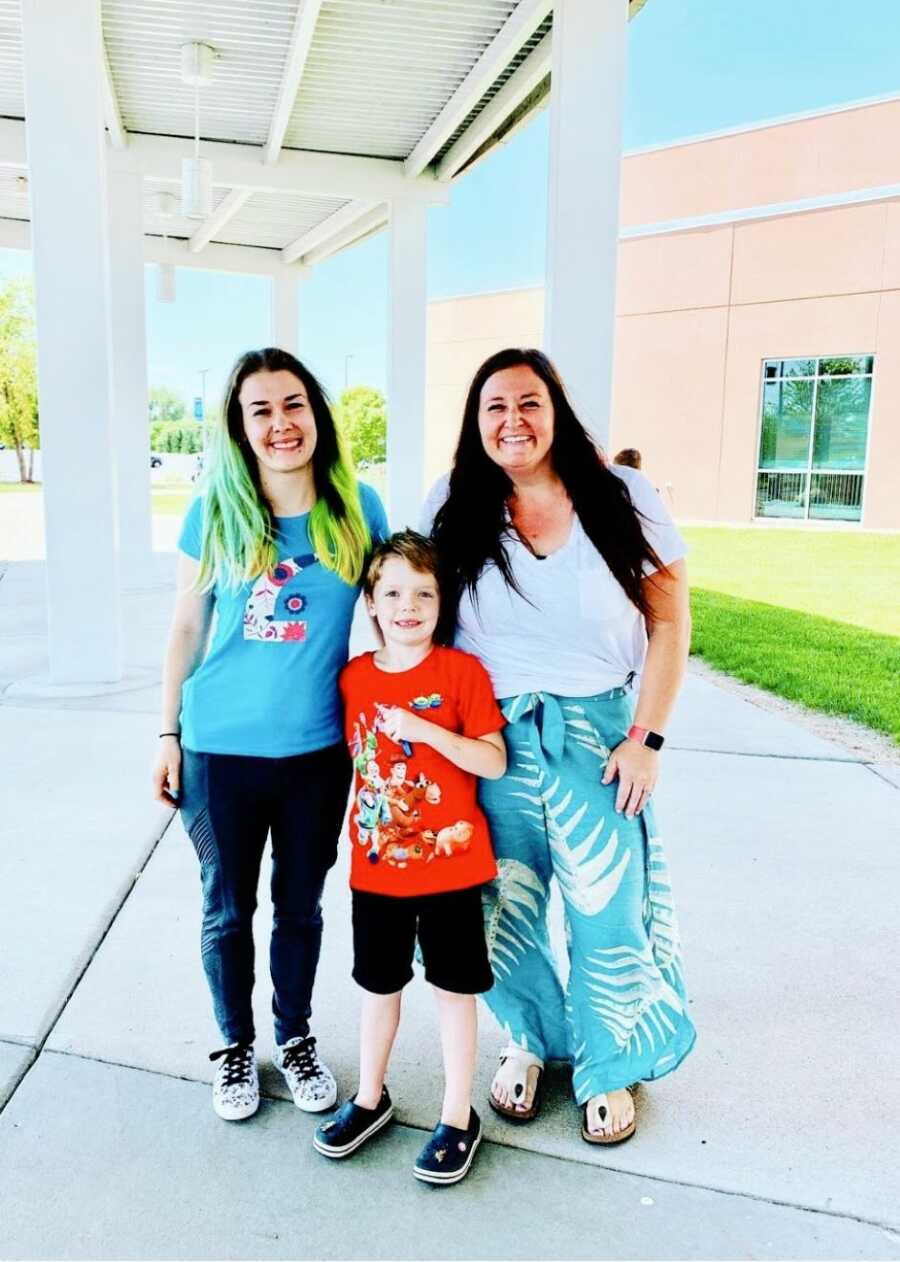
[0,0,646,265]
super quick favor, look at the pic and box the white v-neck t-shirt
[420,465,686,699]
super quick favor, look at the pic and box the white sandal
[581,1085,637,1146]
[489,1043,544,1122]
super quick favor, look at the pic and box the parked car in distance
[150,454,162,468]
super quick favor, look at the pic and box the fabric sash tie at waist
[501,682,632,761]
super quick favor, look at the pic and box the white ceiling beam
[282,198,376,264]
[403,0,553,178]
[436,30,551,181]
[0,117,447,203]
[264,0,324,164]
[188,187,254,253]
[0,119,443,204]
[101,39,127,149]
[109,131,449,204]
[300,204,388,267]
[146,237,288,277]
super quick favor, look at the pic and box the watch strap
[628,724,665,751]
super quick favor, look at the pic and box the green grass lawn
[683,528,900,741]
[0,481,41,493]
[682,527,900,636]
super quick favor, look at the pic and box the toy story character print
[350,713,378,774]
[243,553,317,642]
[347,700,476,874]
[409,693,443,712]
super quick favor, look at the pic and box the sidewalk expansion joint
[669,744,866,764]
[864,764,900,791]
[0,808,178,1120]
[26,1047,900,1239]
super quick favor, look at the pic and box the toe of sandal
[581,1085,637,1146]
[489,1044,544,1123]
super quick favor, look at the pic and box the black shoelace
[281,1036,320,1081]
[209,1044,253,1088]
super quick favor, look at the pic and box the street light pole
[198,367,209,450]
[344,354,355,391]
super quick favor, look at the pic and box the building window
[755,356,873,522]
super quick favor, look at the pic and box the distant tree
[335,386,387,467]
[150,421,203,453]
[0,278,39,483]
[148,386,187,425]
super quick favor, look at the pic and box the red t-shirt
[339,645,504,897]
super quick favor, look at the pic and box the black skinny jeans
[179,743,351,1047]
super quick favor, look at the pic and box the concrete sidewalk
[1,557,899,1261]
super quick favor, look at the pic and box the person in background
[613,447,642,470]
[152,347,388,1123]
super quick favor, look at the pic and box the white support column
[271,268,300,354]
[107,167,153,581]
[21,0,122,682]
[544,0,627,445]
[387,202,428,530]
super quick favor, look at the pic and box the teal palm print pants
[478,686,696,1104]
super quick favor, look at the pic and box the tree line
[0,277,387,481]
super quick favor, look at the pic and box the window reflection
[755,356,873,521]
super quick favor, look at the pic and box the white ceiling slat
[285,0,520,159]
[301,202,387,266]
[188,186,253,252]
[404,0,553,177]
[219,190,348,249]
[2,0,639,264]
[281,197,374,263]
[264,0,325,163]
[436,28,551,180]
[0,0,23,117]
[103,0,301,148]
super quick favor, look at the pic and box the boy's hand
[378,705,428,746]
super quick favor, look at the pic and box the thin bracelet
[159,731,181,739]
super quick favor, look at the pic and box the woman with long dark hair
[424,348,695,1144]
[152,347,387,1122]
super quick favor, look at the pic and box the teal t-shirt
[178,482,388,757]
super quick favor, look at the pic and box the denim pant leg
[180,750,270,1045]
[268,742,352,1047]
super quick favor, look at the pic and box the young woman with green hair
[152,347,388,1123]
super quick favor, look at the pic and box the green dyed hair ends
[196,348,371,591]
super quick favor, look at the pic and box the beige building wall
[425,98,900,529]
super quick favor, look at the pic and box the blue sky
[3,0,899,411]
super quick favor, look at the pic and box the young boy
[313,531,506,1185]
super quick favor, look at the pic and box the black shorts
[351,885,494,996]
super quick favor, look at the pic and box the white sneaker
[209,1043,259,1121]
[274,1035,337,1112]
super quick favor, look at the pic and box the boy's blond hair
[364,529,441,599]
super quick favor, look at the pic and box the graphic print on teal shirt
[243,553,318,642]
[177,483,389,758]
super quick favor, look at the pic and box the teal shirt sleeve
[178,498,204,560]
[360,482,389,544]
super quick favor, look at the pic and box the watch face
[644,730,665,751]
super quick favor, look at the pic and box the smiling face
[478,364,555,476]
[239,369,317,476]
[367,555,439,651]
